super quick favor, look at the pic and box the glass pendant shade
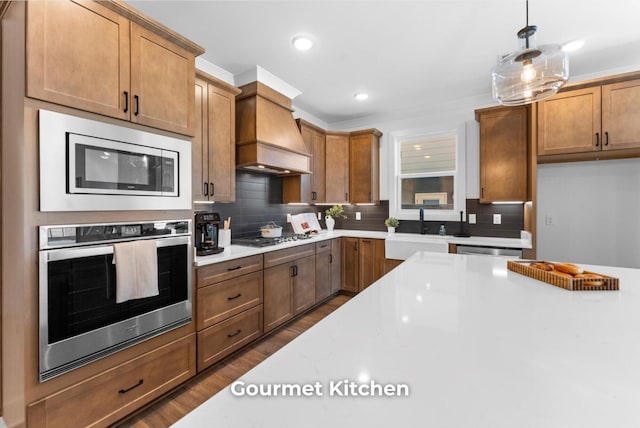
[492,26,569,106]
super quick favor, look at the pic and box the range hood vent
[236,82,311,175]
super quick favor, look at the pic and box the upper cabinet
[325,132,350,204]
[538,76,640,160]
[476,106,528,203]
[282,124,370,205]
[26,0,204,136]
[193,71,241,203]
[349,129,382,204]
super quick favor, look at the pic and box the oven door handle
[41,236,190,262]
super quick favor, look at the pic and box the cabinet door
[330,238,342,294]
[350,133,380,204]
[130,23,195,136]
[263,263,294,333]
[192,77,209,202]
[602,79,640,151]
[207,85,236,202]
[293,255,316,314]
[359,239,380,290]
[315,243,332,303]
[479,106,528,202]
[325,133,350,203]
[27,0,130,120]
[341,237,359,293]
[311,130,326,202]
[537,87,602,155]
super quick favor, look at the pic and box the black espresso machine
[195,212,225,256]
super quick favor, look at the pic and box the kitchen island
[174,252,640,427]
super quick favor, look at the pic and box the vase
[387,226,395,234]
[325,215,335,231]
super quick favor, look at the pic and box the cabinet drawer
[196,254,263,287]
[197,305,263,371]
[197,270,263,330]
[264,243,315,268]
[27,334,195,428]
[315,240,331,254]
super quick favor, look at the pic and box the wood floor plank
[113,294,350,427]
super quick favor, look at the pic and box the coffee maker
[195,212,224,256]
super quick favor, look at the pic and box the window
[390,130,465,221]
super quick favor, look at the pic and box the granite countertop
[176,253,640,427]
[195,229,531,267]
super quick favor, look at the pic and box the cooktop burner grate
[232,233,314,247]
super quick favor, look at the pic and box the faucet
[419,207,427,234]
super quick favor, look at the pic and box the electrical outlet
[493,214,501,225]
[545,215,554,226]
[355,212,361,220]
[317,212,321,220]
[287,214,292,223]
[469,213,476,224]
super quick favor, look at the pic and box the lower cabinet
[195,255,264,372]
[315,239,341,302]
[27,334,196,428]
[341,237,385,293]
[263,244,316,333]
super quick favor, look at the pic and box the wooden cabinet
[263,244,316,332]
[476,106,528,202]
[315,239,341,302]
[283,120,326,204]
[26,0,203,136]
[193,71,241,202]
[538,79,640,158]
[27,334,195,428]
[349,129,382,204]
[325,132,350,204]
[341,237,385,293]
[195,255,263,371]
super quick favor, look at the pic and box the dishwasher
[456,245,522,259]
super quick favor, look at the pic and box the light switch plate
[356,212,362,220]
[286,214,292,223]
[317,212,321,220]
[493,214,501,225]
[469,214,476,224]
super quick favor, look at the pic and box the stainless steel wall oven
[38,220,192,382]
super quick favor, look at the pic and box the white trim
[234,66,302,100]
[195,57,235,85]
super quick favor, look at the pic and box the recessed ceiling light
[423,155,431,159]
[354,92,368,101]
[562,39,585,52]
[292,35,313,51]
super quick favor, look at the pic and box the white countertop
[176,252,640,428]
[195,229,530,266]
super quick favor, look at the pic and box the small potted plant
[325,205,346,231]
[385,217,399,233]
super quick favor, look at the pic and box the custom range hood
[236,81,311,175]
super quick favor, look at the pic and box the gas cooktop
[232,233,315,248]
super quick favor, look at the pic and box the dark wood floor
[113,294,351,428]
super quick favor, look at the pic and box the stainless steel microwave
[39,110,192,211]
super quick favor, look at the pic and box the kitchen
[2,1,640,427]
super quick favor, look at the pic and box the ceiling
[126,1,640,125]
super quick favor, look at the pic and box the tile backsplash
[198,172,523,239]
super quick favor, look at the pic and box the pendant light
[491,0,568,106]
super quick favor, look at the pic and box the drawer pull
[227,293,242,300]
[227,265,242,271]
[118,379,144,394]
[319,244,328,248]
[227,329,242,338]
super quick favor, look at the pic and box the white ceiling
[127,0,640,125]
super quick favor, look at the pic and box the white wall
[537,158,640,268]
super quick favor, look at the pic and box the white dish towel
[112,240,159,303]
